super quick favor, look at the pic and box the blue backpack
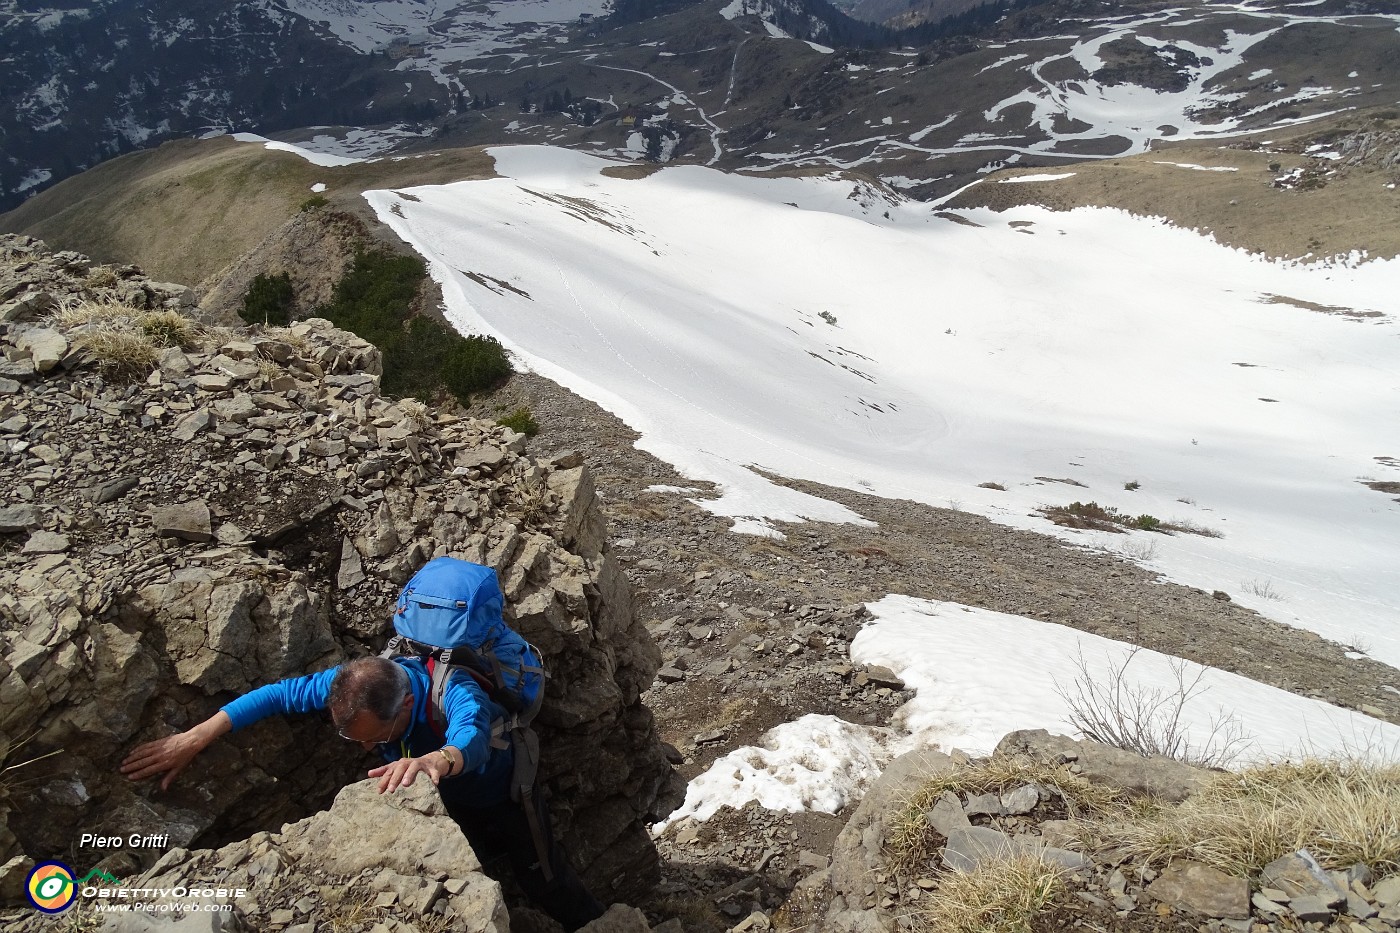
[384,556,545,732]
[382,557,555,879]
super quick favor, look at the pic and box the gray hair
[328,657,411,727]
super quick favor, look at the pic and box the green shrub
[241,272,295,326]
[316,247,512,402]
[442,335,511,401]
[300,194,330,212]
[321,250,426,344]
[497,407,540,437]
[818,310,837,325]
[1135,514,1161,531]
[1124,480,1140,491]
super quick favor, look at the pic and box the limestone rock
[1260,850,1347,906]
[994,730,1210,801]
[21,531,68,554]
[578,904,654,933]
[924,791,970,837]
[0,236,672,918]
[14,326,67,373]
[942,826,1019,871]
[0,504,43,532]
[150,500,213,542]
[1146,860,1249,919]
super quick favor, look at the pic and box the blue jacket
[221,657,513,807]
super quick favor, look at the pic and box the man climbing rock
[121,560,606,932]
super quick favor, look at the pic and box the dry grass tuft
[74,324,161,380]
[138,309,196,349]
[395,397,434,428]
[261,325,312,355]
[1075,757,1400,876]
[83,265,120,289]
[887,757,1120,879]
[916,849,1072,933]
[51,299,201,379]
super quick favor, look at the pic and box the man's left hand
[368,754,450,794]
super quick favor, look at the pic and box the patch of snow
[999,172,1076,183]
[16,168,52,193]
[310,182,327,192]
[662,595,1400,827]
[980,53,1029,74]
[656,715,893,828]
[1152,161,1239,172]
[854,596,1400,762]
[909,115,957,143]
[232,133,363,166]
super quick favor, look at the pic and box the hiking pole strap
[520,787,555,884]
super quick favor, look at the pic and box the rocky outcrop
[992,729,1210,802]
[783,732,1400,933]
[195,210,369,327]
[61,780,509,933]
[0,235,678,924]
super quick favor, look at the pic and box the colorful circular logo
[26,861,77,913]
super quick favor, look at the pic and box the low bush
[299,194,330,212]
[441,335,511,400]
[241,272,295,327]
[316,248,512,403]
[1041,501,1217,538]
[496,406,540,436]
[1055,647,1250,768]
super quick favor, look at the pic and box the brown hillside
[946,114,1400,262]
[0,137,495,287]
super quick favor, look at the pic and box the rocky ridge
[0,234,679,927]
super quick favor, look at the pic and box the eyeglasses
[337,704,405,745]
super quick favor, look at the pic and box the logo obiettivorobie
[25,862,121,913]
[26,861,77,913]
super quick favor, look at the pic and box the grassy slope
[947,114,1400,261]
[0,137,496,286]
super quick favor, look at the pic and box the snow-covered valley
[349,144,1400,819]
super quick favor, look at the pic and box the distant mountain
[2,0,1398,215]
[844,0,995,28]
[0,0,444,210]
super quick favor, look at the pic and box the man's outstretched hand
[120,711,232,791]
[368,752,453,794]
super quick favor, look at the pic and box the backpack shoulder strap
[427,657,511,751]
[424,654,451,738]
